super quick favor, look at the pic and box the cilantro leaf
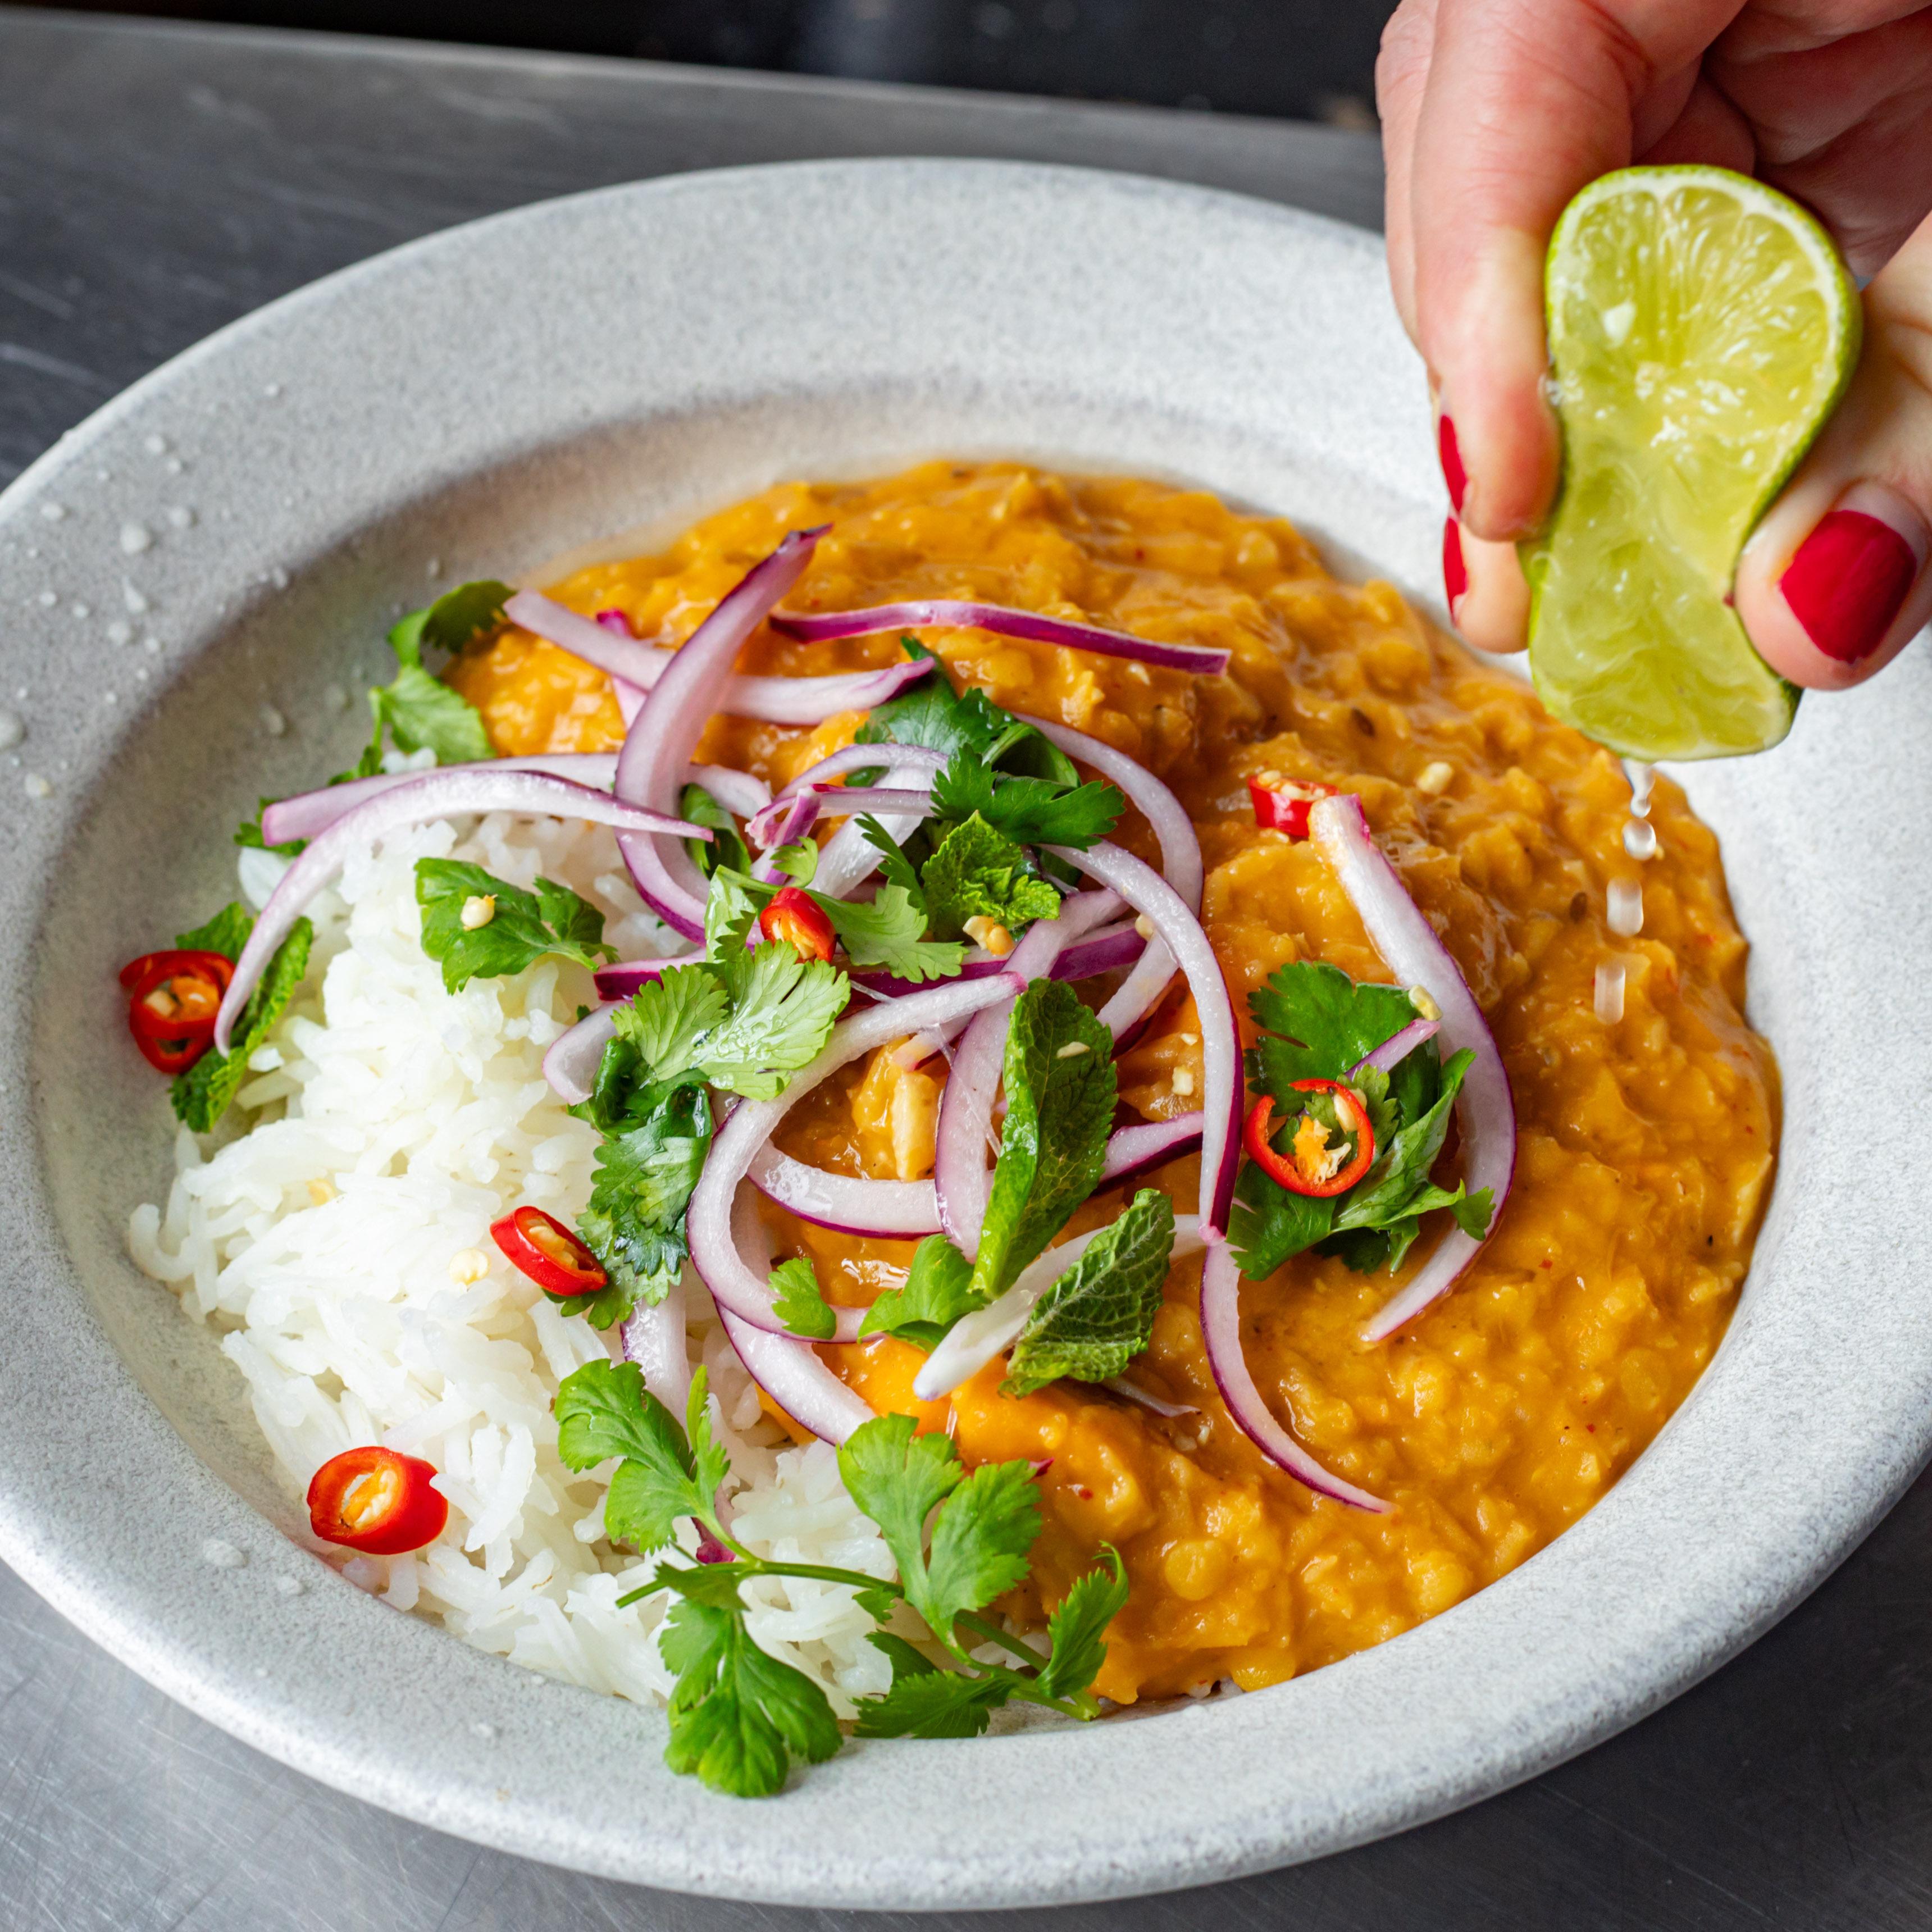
[854,642,1066,777]
[414,859,615,993]
[851,1664,1012,1740]
[1228,1165,1336,1279]
[929,754,1123,850]
[700,942,849,1097]
[1249,960,1420,1093]
[554,1360,726,1552]
[1002,1190,1175,1398]
[170,913,313,1132]
[368,663,494,765]
[611,968,732,1086]
[769,1256,836,1342]
[922,1460,1040,1636]
[920,814,1062,941]
[681,782,751,881]
[858,1235,982,1350]
[971,980,1116,1306]
[859,814,924,903]
[1033,1548,1130,1702]
[234,803,304,858]
[1332,1049,1475,1233]
[572,1078,712,1325]
[815,882,963,983]
[660,1597,841,1797]
[837,1413,963,1601]
[390,578,514,665]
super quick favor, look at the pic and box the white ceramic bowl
[0,160,1926,1910]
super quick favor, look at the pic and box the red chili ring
[307,1446,449,1556]
[490,1205,608,1296]
[1243,1078,1376,1199]
[759,886,836,963]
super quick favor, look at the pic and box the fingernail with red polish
[1438,414,1467,515]
[1779,489,1925,664]
[1442,516,1467,616]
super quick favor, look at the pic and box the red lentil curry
[450,461,1776,1704]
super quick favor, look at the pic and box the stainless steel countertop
[2,13,1929,1925]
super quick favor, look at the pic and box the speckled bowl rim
[0,160,1926,1910]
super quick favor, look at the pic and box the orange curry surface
[452,462,1777,1704]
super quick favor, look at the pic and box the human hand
[1378,0,1932,689]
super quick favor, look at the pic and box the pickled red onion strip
[213,770,704,1055]
[771,598,1230,677]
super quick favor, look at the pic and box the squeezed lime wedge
[1523,165,1860,761]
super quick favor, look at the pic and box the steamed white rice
[127,800,896,1715]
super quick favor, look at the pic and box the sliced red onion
[747,785,934,851]
[847,919,1143,1001]
[612,531,824,942]
[506,587,936,727]
[686,975,1022,1338]
[778,743,946,794]
[1100,1114,1204,1187]
[747,1142,939,1240]
[744,1106,1202,1242]
[1309,794,1516,1340]
[1020,716,1202,912]
[257,754,768,849]
[1045,841,1240,1233]
[1199,1237,1386,1510]
[914,1216,1206,1400]
[746,790,822,883]
[213,771,704,1055]
[1353,1014,1441,1078]
[542,1003,621,1106]
[621,1273,690,1419]
[593,954,705,1004]
[1102,1378,1198,1419]
[1095,937,1177,1046]
[772,599,1231,677]
[718,1307,874,1445]
[811,763,933,901]
[932,893,1123,1260]
[718,1188,873,1444]
[687,765,771,817]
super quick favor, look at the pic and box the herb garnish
[414,859,616,993]
[553,1361,1128,1796]
[1229,961,1495,1278]
[166,902,313,1132]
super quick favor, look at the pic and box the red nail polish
[1442,516,1467,610]
[1438,414,1467,515]
[1779,509,1919,663]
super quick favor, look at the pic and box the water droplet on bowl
[120,521,153,555]
[202,1538,248,1570]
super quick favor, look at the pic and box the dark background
[6,0,1397,123]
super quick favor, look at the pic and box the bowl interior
[4,161,1929,1908]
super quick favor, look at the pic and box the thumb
[1735,213,1932,690]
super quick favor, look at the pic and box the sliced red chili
[307,1446,449,1556]
[1247,773,1338,841]
[490,1205,607,1296]
[1243,1077,1376,1199]
[121,949,234,1076]
[759,886,836,963]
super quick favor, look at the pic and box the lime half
[1523,165,1860,761]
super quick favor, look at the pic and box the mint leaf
[769,1256,836,1342]
[1249,960,1420,1092]
[859,1235,982,1350]
[573,1078,712,1326]
[852,1665,1011,1740]
[175,902,256,960]
[1002,1190,1175,1398]
[971,980,1115,1305]
[415,859,614,993]
[170,915,313,1132]
[660,1597,841,1797]
[919,814,1062,941]
[1033,1548,1129,1702]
